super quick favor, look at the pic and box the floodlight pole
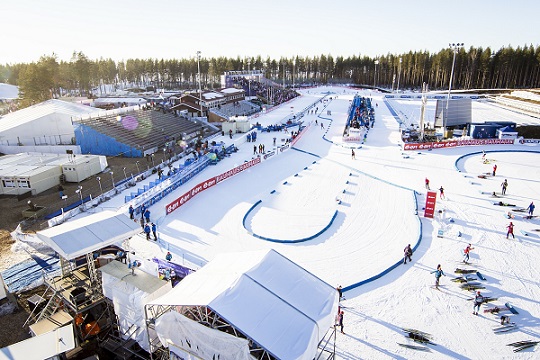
[373,60,379,88]
[396,58,402,93]
[445,43,464,138]
[196,51,203,118]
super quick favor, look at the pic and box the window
[2,179,16,188]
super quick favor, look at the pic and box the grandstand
[74,107,219,158]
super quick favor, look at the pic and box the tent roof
[149,249,338,360]
[0,99,99,133]
[36,211,141,260]
[498,126,517,133]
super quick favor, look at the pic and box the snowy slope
[9,86,540,359]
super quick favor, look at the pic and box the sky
[2,0,540,64]
[5,87,540,358]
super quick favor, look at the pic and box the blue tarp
[1,255,60,293]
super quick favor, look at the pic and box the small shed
[61,154,108,183]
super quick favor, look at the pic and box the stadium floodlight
[445,43,464,137]
[374,60,379,87]
[197,51,203,118]
[396,58,402,93]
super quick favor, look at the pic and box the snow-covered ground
[9,86,540,359]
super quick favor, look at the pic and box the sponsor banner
[215,157,260,183]
[166,158,262,215]
[290,124,309,147]
[424,191,437,218]
[263,151,276,160]
[403,138,514,151]
[279,144,290,152]
[165,177,217,214]
[343,137,361,142]
[519,138,540,144]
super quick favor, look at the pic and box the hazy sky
[2,0,539,64]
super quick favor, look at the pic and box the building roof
[149,249,338,360]
[220,87,244,94]
[0,99,99,133]
[0,83,18,100]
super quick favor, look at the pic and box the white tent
[0,99,99,149]
[148,249,339,360]
[36,211,141,260]
[100,261,172,352]
[497,125,518,139]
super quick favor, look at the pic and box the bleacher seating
[76,107,219,155]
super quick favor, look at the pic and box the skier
[492,164,497,176]
[439,186,445,199]
[527,201,535,218]
[482,150,486,161]
[351,149,355,159]
[321,122,324,130]
[430,264,446,289]
[473,290,484,315]
[403,244,413,264]
[501,179,508,195]
[506,222,515,239]
[463,244,474,263]
[425,177,430,190]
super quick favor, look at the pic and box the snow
[8,86,540,358]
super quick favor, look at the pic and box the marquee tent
[36,211,141,260]
[497,125,518,139]
[147,249,339,360]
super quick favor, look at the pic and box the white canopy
[36,211,141,260]
[149,249,339,360]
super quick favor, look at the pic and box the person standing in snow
[439,186,445,199]
[430,264,445,289]
[473,290,484,315]
[403,244,413,264]
[506,222,515,239]
[501,179,508,195]
[337,285,343,301]
[463,244,474,263]
[527,201,535,218]
[351,149,355,159]
[337,310,345,334]
[144,223,151,240]
[425,178,430,190]
[492,164,497,176]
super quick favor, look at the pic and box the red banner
[165,157,262,215]
[424,191,437,218]
[403,138,514,151]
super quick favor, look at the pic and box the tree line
[1,45,539,108]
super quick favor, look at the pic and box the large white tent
[0,99,99,151]
[36,211,141,260]
[148,249,339,360]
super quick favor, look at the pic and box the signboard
[424,191,437,218]
[403,138,514,151]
